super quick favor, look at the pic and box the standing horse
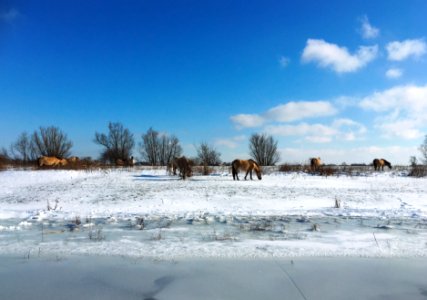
[171,156,193,179]
[373,158,392,171]
[310,157,322,172]
[38,156,68,167]
[231,159,262,180]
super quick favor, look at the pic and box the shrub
[278,164,305,173]
[408,165,427,177]
[318,166,337,177]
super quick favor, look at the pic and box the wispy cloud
[230,114,264,129]
[265,118,366,143]
[230,100,337,129]
[279,56,290,68]
[360,84,427,139]
[0,8,20,22]
[385,68,403,79]
[301,39,378,73]
[265,101,337,122]
[215,135,246,149]
[386,39,427,61]
[359,15,379,39]
[265,123,337,143]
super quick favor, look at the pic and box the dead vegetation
[408,165,427,177]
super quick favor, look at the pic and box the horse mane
[382,159,391,166]
[248,159,259,167]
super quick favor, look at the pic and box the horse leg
[244,170,250,180]
[232,165,239,180]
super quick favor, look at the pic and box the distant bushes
[408,165,427,177]
[276,163,413,177]
[278,164,307,173]
[278,163,339,176]
[0,151,9,170]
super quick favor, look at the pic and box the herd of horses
[37,155,392,180]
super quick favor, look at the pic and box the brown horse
[373,158,392,171]
[310,157,322,172]
[231,159,262,180]
[38,156,68,167]
[171,156,193,179]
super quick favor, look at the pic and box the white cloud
[360,84,427,139]
[0,8,20,22]
[386,39,427,61]
[376,120,422,140]
[265,118,366,143]
[230,114,265,129]
[359,15,380,39]
[231,100,338,129]
[334,96,360,108]
[265,101,337,122]
[332,118,367,141]
[301,39,378,73]
[279,56,290,68]
[266,123,337,138]
[385,68,403,79]
[360,84,427,113]
[215,135,246,149]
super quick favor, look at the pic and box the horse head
[383,159,392,169]
[252,160,262,180]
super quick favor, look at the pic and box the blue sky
[1,0,427,164]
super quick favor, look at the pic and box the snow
[0,168,426,259]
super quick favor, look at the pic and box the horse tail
[231,159,238,180]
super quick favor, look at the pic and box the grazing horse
[38,156,68,167]
[310,157,322,172]
[373,158,392,171]
[172,156,193,179]
[231,159,262,180]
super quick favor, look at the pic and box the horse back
[39,156,61,167]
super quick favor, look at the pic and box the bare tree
[158,134,182,166]
[196,142,221,166]
[140,127,159,165]
[31,126,73,158]
[140,128,182,166]
[10,132,34,162]
[249,133,280,166]
[409,156,418,167]
[94,122,135,163]
[419,134,427,165]
[0,148,10,168]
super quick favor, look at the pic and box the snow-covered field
[1,168,426,259]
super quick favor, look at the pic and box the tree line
[5,123,425,168]
[2,122,282,166]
